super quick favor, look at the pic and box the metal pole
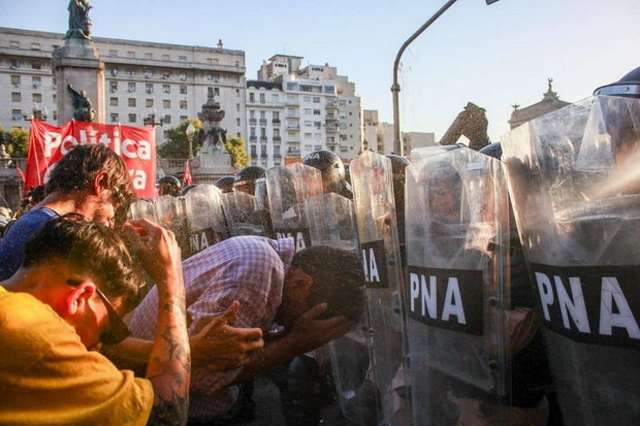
[392,0,459,156]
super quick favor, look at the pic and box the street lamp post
[391,0,501,156]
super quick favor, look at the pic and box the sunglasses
[94,287,132,345]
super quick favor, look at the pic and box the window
[236,103,240,112]
[214,87,220,96]
[12,109,22,121]
[109,50,118,57]
[109,68,118,76]
[162,54,170,61]
[206,74,214,81]
[11,93,21,102]
[31,42,41,50]
[179,85,187,95]
[144,71,153,79]
[11,75,20,87]
[235,89,240,98]
[145,83,153,94]
[179,100,187,109]
[259,93,265,104]
[272,94,279,103]
[179,55,187,62]
[145,99,154,108]
[110,82,118,92]
[32,76,41,88]
[162,72,170,79]
[110,113,119,123]
[110,97,118,107]
[144,52,153,60]
[32,93,42,103]
[250,127,256,136]
[236,118,241,126]
[163,84,170,94]
[163,100,171,109]
[128,114,137,123]
[10,59,21,69]
[303,96,311,103]
[313,109,321,115]
[31,62,42,70]
[179,74,187,81]
[273,111,280,121]
[127,69,136,76]
[128,98,136,107]
[127,51,135,58]
[128,82,136,92]
[163,115,171,124]
[180,115,188,122]
[313,97,321,103]
[260,111,266,119]
[249,93,255,103]
[304,108,312,115]
[9,40,19,48]
[235,76,240,83]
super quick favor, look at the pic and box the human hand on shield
[190,300,265,371]
[122,218,183,290]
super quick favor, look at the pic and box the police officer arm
[233,303,354,382]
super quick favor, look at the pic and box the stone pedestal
[53,38,105,124]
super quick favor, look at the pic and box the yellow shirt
[0,286,154,425]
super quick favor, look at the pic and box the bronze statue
[67,84,96,122]
[66,0,92,40]
[439,102,491,151]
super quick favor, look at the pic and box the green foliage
[157,119,203,159]
[0,127,29,158]
[224,135,250,170]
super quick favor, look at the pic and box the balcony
[249,118,257,125]
[249,135,257,142]
[260,136,268,142]
[285,99,299,106]
[285,113,299,119]
[273,136,282,142]
[326,125,339,132]
[272,119,281,125]
[286,149,301,157]
[259,119,268,125]
[286,124,300,130]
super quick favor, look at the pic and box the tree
[157,119,203,159]
[224,134,250,170]
[0,127,29,158]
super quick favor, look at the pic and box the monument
[195,92,235,175]
[53,0,104,123]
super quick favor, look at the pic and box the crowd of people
[0,66,638,426]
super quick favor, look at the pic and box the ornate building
[508,78,570,129]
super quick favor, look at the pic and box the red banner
[26,119,156,198]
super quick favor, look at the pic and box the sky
[2,0,639,143]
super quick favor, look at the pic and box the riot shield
[303,191,374,424]
[220,191,269,237]
[266,163,323,252]
[155,195,190,259]
[410,143,465,162]
[183,184,227,257]
[350,151,411,425]
[501,95,640,425]
[129,198,159,223]
[404,147,511,426]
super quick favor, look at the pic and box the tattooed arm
[124,219,191,425]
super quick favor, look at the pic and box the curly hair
[22,213,143,311]
[45,144,135,217]
[291,245,366,321]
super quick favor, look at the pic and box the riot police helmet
[478,142,503,160]
[180,184,198,196]
[214,176,235,193]
[303,149,347,194]
[233,166,265,195]
[593,66,640,98]
[157,175,182,197]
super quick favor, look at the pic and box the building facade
[0,27,247,146]
[248,54,362,166]
[363,109,435,155]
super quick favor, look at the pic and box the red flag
[183,160,193,186]
[16,163,26,185]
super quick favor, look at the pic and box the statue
[66,0,92,40]
[67,84,96,122]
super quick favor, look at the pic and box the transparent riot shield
[155,195,190,259]
[129,198,159,223]
[350,151,411,425]
[410,143,465,162]
[405,147,510,426]
[220,191,269,237]
[183,184,227,258]
[304,192,374,424]
[501,95,640,426]
[266,163,323,252]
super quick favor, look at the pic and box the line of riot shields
[129,94,639,425]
